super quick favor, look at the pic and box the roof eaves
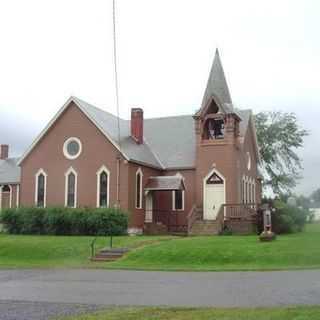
[128,159,163,171]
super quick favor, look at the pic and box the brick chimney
[0,145,9,160]
[131,108,144,144]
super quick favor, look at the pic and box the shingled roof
[75,97,252,169]
[201,49,232,110]
[16,50,257,175]
[0,158,21,184]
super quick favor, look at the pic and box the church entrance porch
[143,176,187,234]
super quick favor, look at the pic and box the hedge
[0,207,128,236]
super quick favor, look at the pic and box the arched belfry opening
[201,98,226,140]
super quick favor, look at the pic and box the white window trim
[65,167,78,208]
[16,185,20,208]
[35,169,47,208]
[63,137,82,160]
[172,173,185,211]
[96,165,110,208]
[135,168,143,209]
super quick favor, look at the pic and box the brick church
[0,50,262,235]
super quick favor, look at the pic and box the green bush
[0,207,128,236]
[272,200,309,234]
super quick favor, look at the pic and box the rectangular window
[173,190,184,211]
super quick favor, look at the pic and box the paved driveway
[0,269,320,319]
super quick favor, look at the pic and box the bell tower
[194,49,241,208]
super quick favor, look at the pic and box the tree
[311,188,320,206]
[255,111,308,195]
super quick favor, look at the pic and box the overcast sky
[0,0,319,196]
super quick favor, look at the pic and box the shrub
[258,200,309,234]
[0,207,128,236]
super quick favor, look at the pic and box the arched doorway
[203,169,225,220]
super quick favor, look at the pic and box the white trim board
[35,169,48,208]
[65,167,78,208]
[96,165,111,208]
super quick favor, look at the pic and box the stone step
[91,247,130,262]
[91,256,119,262]
[189,218,221,235]
[99,248,129,254]
[95,252,124,257]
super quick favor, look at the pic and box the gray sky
[0,0,319,196]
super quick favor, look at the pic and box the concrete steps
[91,248,129,262]
[189,220,221,235]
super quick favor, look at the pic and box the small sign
[206,172,223,185]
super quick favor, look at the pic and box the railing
[152,209,188,233]
[223,203,257,220]
[187,205,197,234]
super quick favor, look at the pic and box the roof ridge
[145,114,193,121]
[72,96,127,122]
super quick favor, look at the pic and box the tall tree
[255,111,308,195]
[311,188,320,204]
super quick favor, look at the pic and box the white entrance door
[204,171,225,220]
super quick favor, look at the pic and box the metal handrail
[187,205,197,234]
[90,237,97,259]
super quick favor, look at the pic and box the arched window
[96,166,110,208]
[35,169,47,208]
[135,168,143,209]
[65,168,77,208]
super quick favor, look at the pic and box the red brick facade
[0,51,262,234]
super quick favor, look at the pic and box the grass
[0,234,175,269]
[105,223,320,271]
[0,223,319,271]
[57,306,320,320]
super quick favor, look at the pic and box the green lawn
[0,224,319,271]
[57,306,320,320]
[106,223,320,271]
[0,234,175,269]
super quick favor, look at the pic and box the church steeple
[201,49,232,110]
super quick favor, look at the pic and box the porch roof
[144,176,185,191]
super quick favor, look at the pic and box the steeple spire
[201,49,232,110]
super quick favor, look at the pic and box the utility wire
[112,0,122,208]
[112,0,121,149]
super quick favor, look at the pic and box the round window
[63,137,82,160]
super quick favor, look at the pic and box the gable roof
[18,96,257,172]
[0,158,21,184]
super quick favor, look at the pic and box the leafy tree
[311,188,320,203]
[255,111,308,195]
